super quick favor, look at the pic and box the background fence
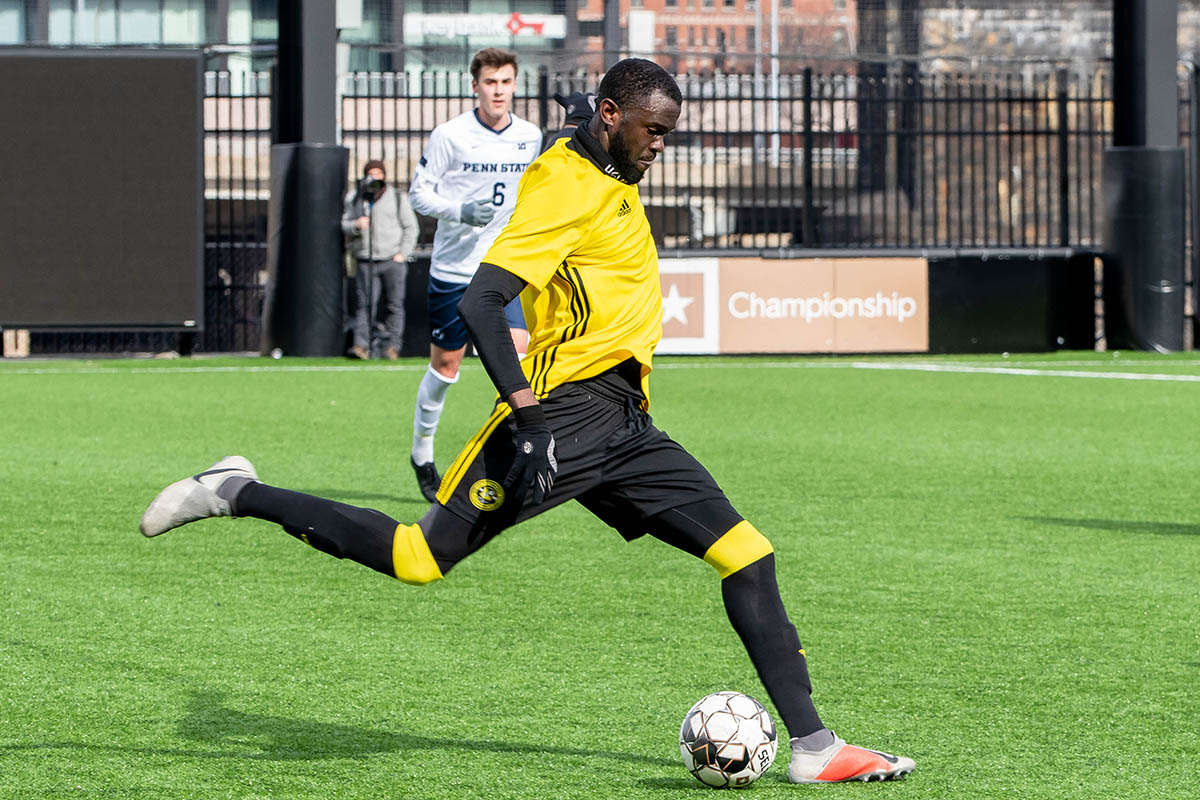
[24,59,1199,354]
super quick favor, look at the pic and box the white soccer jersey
[409,110,543,283]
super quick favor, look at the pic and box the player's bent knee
[703,521,774,579]
[392,523,444,586]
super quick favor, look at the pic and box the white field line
[845,362,1200,382]
[2,359,1200,382]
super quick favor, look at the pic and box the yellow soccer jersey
[481,129,662,404]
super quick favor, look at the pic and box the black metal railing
[340,63,1137,251]
[200,69,272,353]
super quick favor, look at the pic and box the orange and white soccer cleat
[788,733,915,783]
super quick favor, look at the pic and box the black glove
[504,405,558,507]
[554,91,596,127]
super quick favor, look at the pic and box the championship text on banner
[659,257,929,354]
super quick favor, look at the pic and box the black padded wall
[0,50,203,328]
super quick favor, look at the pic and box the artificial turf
[1,352,1197,799]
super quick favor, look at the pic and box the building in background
[7,2,1200,76]
[577,0,856,73]
[0,1,577,76]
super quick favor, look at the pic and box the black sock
[721,554,824,738]
[234,482,398,577]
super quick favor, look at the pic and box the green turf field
[1,352,1197,799]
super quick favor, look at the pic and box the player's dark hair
[470,48,518,81]
[596,58,682,110]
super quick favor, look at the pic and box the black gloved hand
[554,91,597,127]
[504,405,558,507]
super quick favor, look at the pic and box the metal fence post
[802,66,815,245]
[1188,61,1200,339]
[538,65,550,132]
[1057,67,1071,247]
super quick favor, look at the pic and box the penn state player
[407,48,542,502]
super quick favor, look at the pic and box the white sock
[412,365,458,464]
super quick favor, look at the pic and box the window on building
[665,0,677,7]
[630,0,643,8]
[162,0,205,44]
[0,0,22,43]
[724,0,735,7]
[701,27,708,46]
[833,0,846,8]
[746,26,755,52]
[41,0,213,45]
[702,0,714,8]
[665,26,677,49]
[688,27,695,47]
[716,28,725,51]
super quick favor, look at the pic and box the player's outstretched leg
[138,457,445,585]
[720,549,915,783]
[140,456,258,537]
[671,509,916,784]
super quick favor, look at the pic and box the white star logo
[662,283,695,326]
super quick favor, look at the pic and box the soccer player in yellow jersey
[139,59,914,785]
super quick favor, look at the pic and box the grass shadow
[0,690,677,768]
[1018,516,1200,537]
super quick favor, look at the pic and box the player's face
[605,92,681,184]
[473,64,517,123]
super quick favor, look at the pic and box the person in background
[406,48,542,501]
[343,159,418,360]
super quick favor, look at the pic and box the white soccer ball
[679,691,778,788]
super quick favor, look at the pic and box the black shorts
[436,369,730,545]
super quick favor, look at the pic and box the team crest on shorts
[469,479,505,511]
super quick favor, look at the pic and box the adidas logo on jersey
[617,199,632,217]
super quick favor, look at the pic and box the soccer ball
[679,691,778,788]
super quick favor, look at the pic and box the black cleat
[411,457,441,502]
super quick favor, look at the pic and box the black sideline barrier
[261,143,349,357]
[927,252,1095,353]
[1102,147,1186,352]
[392,251,1095,357]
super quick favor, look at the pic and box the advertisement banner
[404,13,567,39]
[658,257,929,354]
